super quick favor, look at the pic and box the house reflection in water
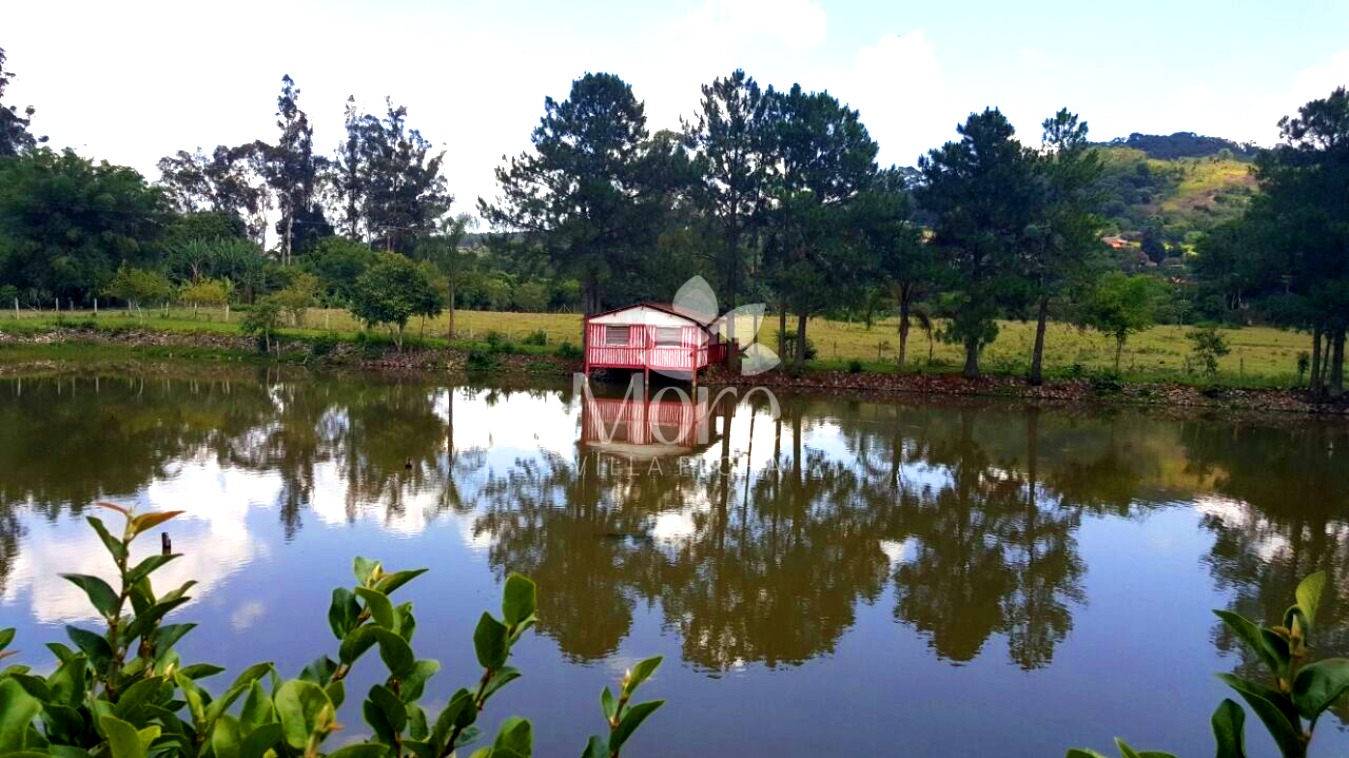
[580,387,726,462]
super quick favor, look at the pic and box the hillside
[1093,132,1260,257]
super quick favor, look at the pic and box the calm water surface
[2,369,1349,756]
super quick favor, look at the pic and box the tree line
[1,45,1346,393]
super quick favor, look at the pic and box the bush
[0,505,666,758]
[521,329,548,347]
[1186,325,1230,376]
[465,349,500,371]
[848,359,864,374]
[780,334,818,361]
[240,299,283,353]
[309,332,340,358]
[556,340,583,360]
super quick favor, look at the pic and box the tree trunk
[778,305,788,370]
[794,311,808,372]
[396,324,404,352]
[583,270,601,316]
[1311,323,1323,396]
[1330,327,1346,399]
[1029,295,1050,386]
[963,336,979,379]
[1114,336,1125,372]
[284,213,294,266]
[447,276,457,341]
[897,291,910,369]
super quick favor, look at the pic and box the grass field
[0,306,1313,386]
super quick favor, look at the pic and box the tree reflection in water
[3,370,1346,688]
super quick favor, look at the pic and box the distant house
[582,303,729,383]
[1102,235,1129,250]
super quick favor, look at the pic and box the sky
[8,0,1349,220]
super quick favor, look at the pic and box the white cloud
[3,457,275,623]
[672,0,828,51]
[830,31,949,168]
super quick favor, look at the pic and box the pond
[2,368,1348,756]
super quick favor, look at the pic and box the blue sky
[9,0,1349,218]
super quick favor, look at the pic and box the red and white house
[582,303,729,382]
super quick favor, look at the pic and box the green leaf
[112,675,167,722]
[99,714,146,758]
[371,628,415,678]
[0,628,13,653]
[473,613,509,670]
[1114,740,1141,758]
[355,587,397,632]
[61,574,119,619]
[329,588,361,640]
[1217,674,1304,758]
[240,681,275,732]
[47,654,89,706]
[300,654,339,685]
[374,568,428,596]
[1064,751,1108,758]
[370,684,407,733]
[178,663,226,680]
[501,575,537,627]
[491,716,532,755]
[482,666,521,705]
[1211,698,1247,758]
[129,510,183,538]
[1297,571,1327,628]
[354,557,381,586]
[581,736,608,758]
[396,602,417,643]
[339,626,378,666]
[1292,658,1349,721]
[153,623,196,654]
[600,687,617,722]
[623,656,662,696]
[65,625,112,670]
[430,688,477,752]
[610,700,663,751]
[274,679,335,751]
[1213,611,1279,677]
[125,597,193,643]
[86,517,126,562]
[326,679,346,709]
[126,554,179,587]
[408,704,429,741]
[329,745,390,758]
[400,659,441,703]
[211,714,243,758]
[238,721,283,758]
[0,678,41,753]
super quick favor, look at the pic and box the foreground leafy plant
[0,504,666,757]
[1068,571,1345,758]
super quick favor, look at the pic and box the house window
[605,325,629,346]
[655,327,682,346]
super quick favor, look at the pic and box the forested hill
[1089,132,1261,251]
[1096,132,1261,160]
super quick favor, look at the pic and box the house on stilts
[582,303,730,387]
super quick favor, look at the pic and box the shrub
[240,299,283,353]
[465,349,500,371]
[484,330,506,348]
[556,340,583,360]
[309,332,340,358]
[780,334,818,362]
[848,359,863,374]
[521,330,548,347]
[0,505,665,758]
[1186,325,1230,376]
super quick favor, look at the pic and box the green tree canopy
[918,108,1039,378]
[349,253,443,349]
[0,149,167,304]
[480,72,667,314]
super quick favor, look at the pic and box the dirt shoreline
[2,326,1346,417]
